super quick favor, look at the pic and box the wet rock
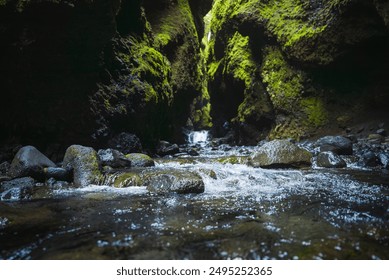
[44,167,72,182]
[141,169,205,194]
[98,149,131,168]
[104,172,142,188]
[187,148,199,156]
[107,132,142,154]
[217,156,248,165]
[361,151,381,167]
[368,134,384,143]
[316,136,353,155]
[316,152,346,168]
[8,146,56,180]
[0,177,36,201]
[125,153,154,167]
[63,145,102,188]
[378,153,389,169]
[376,129,386,136]
[250,140,312,168]
[0,162,10,175]
[156,141,180,156]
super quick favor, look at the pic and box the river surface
[0,133,388,259]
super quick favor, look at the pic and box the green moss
[261,46,304,112]
[224,32,256,88]
[300,97,328,127]
[112,172,142,188]
[259,0,327,48]
[261,46,327,139]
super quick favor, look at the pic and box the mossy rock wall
[1,0,389,149]
[205,0,389,142]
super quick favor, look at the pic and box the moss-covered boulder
[249,140,312,168]
[125,153,155,167]
[63,145,102,188]
[102,172,142,188]
[141,169,205,194]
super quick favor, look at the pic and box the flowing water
[0,132,388,259]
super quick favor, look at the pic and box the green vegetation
[261,46,304,113]
[224,32,255,88]
[259,0,327,48]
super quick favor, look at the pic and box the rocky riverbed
[0,131,388,259]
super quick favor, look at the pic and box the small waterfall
[187,130,210,145]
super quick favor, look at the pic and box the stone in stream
[8,146,56,180]
[316,152,346,168]
[315,136,353,155]
[0,177,36,201]
[249,140,312,168]
[44,167,73,182]
[63,145,102,188]
[378,153,389,169]
[125,153,155,167]
[156,141,180,156]
[360,151,381,167]
[98,148,131,168]
[141,169,205,194]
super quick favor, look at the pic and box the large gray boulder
[250,140,312,168]
[63,145,102,188]
[316,136,353,155]
[141,169,205,194]
[8,146,56,179]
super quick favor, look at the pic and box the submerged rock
[63,145,102,188]
[125,153,155,167]
[141,169,205,194]
[316,136,353,155]
[316,152,347,168]
[98,149,131,168]
[250,140,312,168]
[8,146,56,180]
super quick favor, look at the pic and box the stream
[0,132,388,260]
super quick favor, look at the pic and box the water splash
[187,130,210,145]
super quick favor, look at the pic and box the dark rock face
[0,0,121,147]
[8,146,56,179]
[1,0,389,149]
[316,152,347,168]
[316,136,353,155]
[107,133,142,155]
[63,145,101,188]
[250,140,312,168]
[97,148,131,168]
